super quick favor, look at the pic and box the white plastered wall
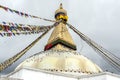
[8,68,120,80]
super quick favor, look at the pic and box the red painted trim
[44,43,53,50]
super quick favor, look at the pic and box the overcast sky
[0,0,120,75]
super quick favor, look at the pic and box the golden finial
[60,3,63,9]
[55,3,68,22]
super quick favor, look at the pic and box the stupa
[2,4,120,80]
[15,3,102,75]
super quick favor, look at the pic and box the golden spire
[60,3,63,9]
[44,4,76,51]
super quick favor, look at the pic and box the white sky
[0,0,120,74]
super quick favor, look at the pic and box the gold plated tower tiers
[45,3,76,51]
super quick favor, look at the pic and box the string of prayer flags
[0,21,53,33]
[0,5,55,22]
[0,31,41,37]
[0,21,57,37]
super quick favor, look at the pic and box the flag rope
[0,5,56,22]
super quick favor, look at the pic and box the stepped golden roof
[45,22,76,51]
